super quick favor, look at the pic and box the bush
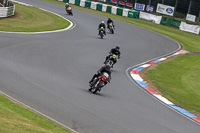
[174,11,186,19]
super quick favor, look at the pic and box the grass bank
[146,54,200,117]
[0,94,73,133]
[0,3,70,32]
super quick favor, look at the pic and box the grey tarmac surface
[0,0,200,133]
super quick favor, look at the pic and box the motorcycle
[66,6,73,16]
[108,23,114,34]
[99,27,105,39]
[104,54,117,68]
[89,72,109,94]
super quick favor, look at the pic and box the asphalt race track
[1,0,200,133]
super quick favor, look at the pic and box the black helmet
[108,18,111,20]
[105,65,110,71]
[116,46,120,50]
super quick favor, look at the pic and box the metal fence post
[3,0,5,6]
[197,10,200,23]
[188,0,192,14]
[162,0,164,4]
[148,0,151,5]
[173,0,178,19]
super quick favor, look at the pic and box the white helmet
[66,3,69,6]
[101,21,104,24]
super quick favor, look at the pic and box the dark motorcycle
[89,72,109,94]
[108,23,114,34]
[99,27,105,39]
[104,54,117,68]
[66,7,73,16]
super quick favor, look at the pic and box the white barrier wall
[91,2,97,10]
[0,6,15,18]
[122,8,129,17]
[111,6,117,15]
[102,4,107,12]
[179,22,200,35]
[80,0,86,7]
[139,12,162,24]
[69,0,75,4]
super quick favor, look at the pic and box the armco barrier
[0,1,15,18]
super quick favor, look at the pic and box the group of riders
[65,3,115,36]
[89,46,121,91]
[98,18,115,36]
[65,3,119,93]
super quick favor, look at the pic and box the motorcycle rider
[104,46,121,65]
[65,3,70,9]
[107,18,115,29]
[98,21,106,35]
[65,3,73,15]
[89,65,111,86]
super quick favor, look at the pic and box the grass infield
[0,93,73,133]
[146,54,200,117]
[0,3,70,32]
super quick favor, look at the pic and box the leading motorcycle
[66,6,73,16]
[89,72,109,94]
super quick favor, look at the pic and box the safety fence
[58,0,200,34]
[0,0,15,18]
[61,0,139,18]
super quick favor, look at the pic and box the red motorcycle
[89,72,109,94]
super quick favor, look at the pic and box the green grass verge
[146,54,200,117]
[0,94,73,133]
[0,3,70,32]
[43,0,200,52]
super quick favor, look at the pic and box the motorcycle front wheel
[92,86,101,94]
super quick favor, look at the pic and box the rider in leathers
[104,46,121,65]
[89,65,111,86]
[107,18,115,29]
[98,21,106,35]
